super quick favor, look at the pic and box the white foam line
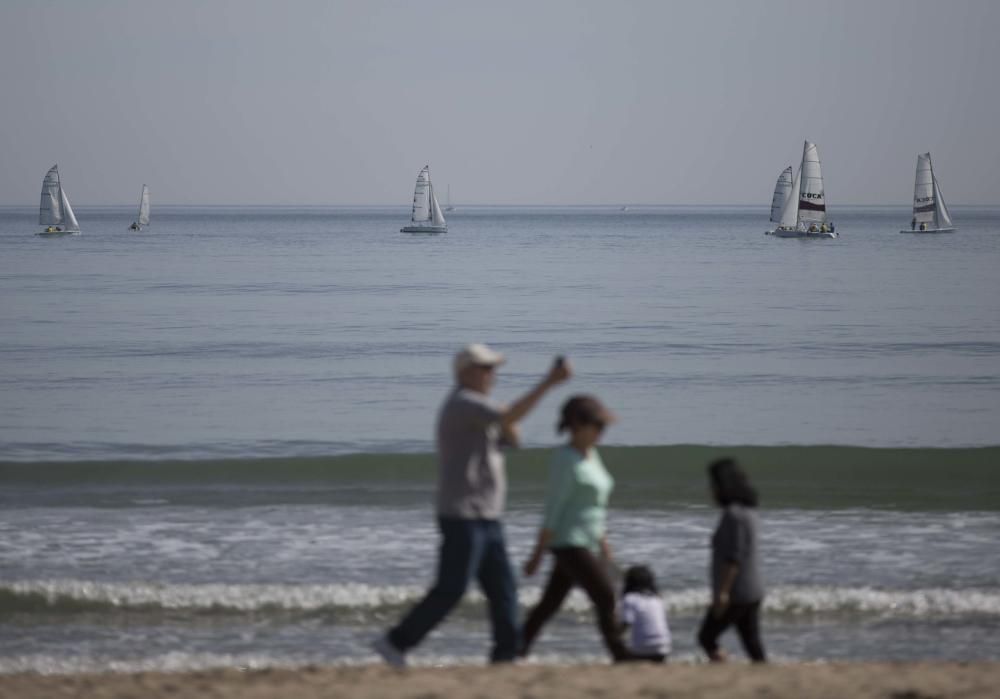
[4,580,1000,617]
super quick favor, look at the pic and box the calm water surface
[2,205,998,459]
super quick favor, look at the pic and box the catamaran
[129,184,150,231]
[901,153,955,234]
[401,165,447,233]
[37,164,80,236]
[767,141,837,239]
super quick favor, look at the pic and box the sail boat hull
[899,227,956,234]
[767,228,837,239]
[400,224,447,234]
[35,229,79,237]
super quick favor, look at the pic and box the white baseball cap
[453,343,506,375]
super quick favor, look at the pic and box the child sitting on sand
[620,565,671,662]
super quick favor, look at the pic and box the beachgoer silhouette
[697,458,767,663]
[373,345,570,667]
[520,395,635,661]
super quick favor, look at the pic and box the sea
[1,205,998,673]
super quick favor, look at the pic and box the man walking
[374,344,571,666]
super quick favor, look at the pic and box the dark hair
[623,565,658,595]
[557,394,614,434]
[708,457,759,507]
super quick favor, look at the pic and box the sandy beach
[2,662,998,699]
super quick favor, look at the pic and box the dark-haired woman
[697,458,767,662]
[520,395,632,661]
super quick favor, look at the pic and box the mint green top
[542,445,615,551]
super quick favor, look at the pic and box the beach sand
[2,662,998,699]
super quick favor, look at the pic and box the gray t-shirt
[435,387,506,519]
[711,504,764,604]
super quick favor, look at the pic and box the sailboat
[767,141,837,239]
[444,184,454,212]
[901,153,955,234]
[401,165,447,233]
[129,184,150,231]
[37,164,80,236]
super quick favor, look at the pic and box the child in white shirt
[620,565,671,662]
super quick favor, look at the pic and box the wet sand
[2,662,998,699]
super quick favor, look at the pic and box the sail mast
[137,185,151,226]
[912,153,935,227]
[430,181,446,226]
[39,165,63,226]
[777,165,802,228]
[770,166,793,223]
[60,187,80,232]
[410,166,431,223]
[798,141,827,225]
[933,176,953,229]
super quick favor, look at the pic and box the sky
[1,0,998,206]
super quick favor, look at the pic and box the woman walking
[697,457,767,663]
[521,395,632,661]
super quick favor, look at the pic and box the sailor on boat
[45,226,62,233]
[129,223,139,231]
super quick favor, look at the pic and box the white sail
[410,166,431,222]
[911,153,936,227]
[429,182,446,226]
[59,187,80,232]
[769,166,793,223]
[777,164,802,228]
[798,141,827,225]
[933,176,953,228]
[39,165,63,225]
[137,184,151,226]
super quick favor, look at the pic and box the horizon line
[2,202,998,209]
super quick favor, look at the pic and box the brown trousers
[521,546,631,661]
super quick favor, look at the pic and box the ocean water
[1,206,998,672]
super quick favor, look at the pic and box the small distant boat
[401,165,447,233]
[129,184,150,231]
[620,206,629,212]
[901,153,955,234]
[444,184,454,212]
[767,141,837,239]
[36,165,80,236]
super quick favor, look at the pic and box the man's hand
[545,356,572,387]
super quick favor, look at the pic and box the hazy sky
[1,0,998,206]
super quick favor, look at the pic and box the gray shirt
[435,387,506,519]
[711,504,764,604]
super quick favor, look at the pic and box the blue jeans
[389,517,519,662]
